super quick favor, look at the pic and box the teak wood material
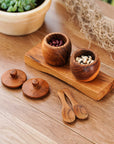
[42,32,72,66]
[70,49,100,82]
[63,88,88,120]
[57,90,76,123]
[22,78,49,99]
[1,69,27,88]
[0,0,114,143]
[24,43,114,100]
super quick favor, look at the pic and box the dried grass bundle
[62,0,114,53]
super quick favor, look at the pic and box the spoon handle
[57,90,69,107]
[63,88,78,105]
[58,90,76,123]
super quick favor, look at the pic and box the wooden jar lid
[1,69,27,88]
[22,78,49,99]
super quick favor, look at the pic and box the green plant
[101,0,114,6]
[0,0,38,12]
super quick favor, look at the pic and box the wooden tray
[24,43,114,100]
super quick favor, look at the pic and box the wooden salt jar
[42,32,72,66]
[70,49,100,82]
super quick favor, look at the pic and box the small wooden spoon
[57,90,76,123]
[63,88,88,120]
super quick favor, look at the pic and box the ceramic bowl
[0,0,51,36]
[42,32,72,66]
[70,49,100,82]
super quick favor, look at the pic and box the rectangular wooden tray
[24,43,114,100]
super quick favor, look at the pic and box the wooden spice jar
[42,32,72,66]
[70,49,100,82]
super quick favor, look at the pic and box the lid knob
[32,79,40,89]
[10,69,17,79]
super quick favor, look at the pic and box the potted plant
[0,0,51,35]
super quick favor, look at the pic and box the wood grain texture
[0,93,93,144]
[0,111,58,144]
[63,88,88,120]
[0,0,114,144]
[57,90,76,123]
[24,43,114,100]
[22,78,49,98]
[42,32,71,66]
[70,49,100,82]
[1,69,27,88]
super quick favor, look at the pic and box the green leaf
[0,0,38,12]
[7,5,13,12]
[111,0,114,5]
[24,4,31,11]
[1,2,7,9]
[18,7,24,12]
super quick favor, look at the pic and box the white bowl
[0,0,51,36]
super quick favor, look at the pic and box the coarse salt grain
[76,55,94,64]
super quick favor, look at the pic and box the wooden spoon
[57,90,76,123]
[63,88,88,120]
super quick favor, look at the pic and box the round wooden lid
[1,69,27,88]
[22,78,49,99]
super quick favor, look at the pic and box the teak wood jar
[70,49,100,82]
[42,32,72,66]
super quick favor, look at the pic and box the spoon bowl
[63,88,89,120]
[62,105,76,123]
[73,104,88,120]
